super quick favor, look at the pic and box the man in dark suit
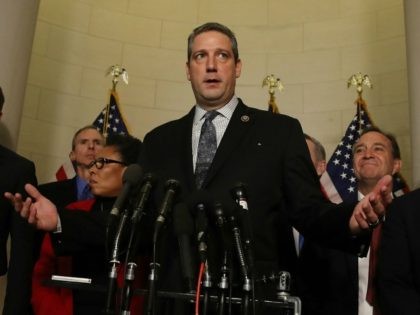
[377,188,420,314]
[0,86,37,315]
[322,127,402,315]
[139,22,393,314]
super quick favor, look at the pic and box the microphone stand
[201,260,212,315]
[217,251,230,315]
[276,271,301,315]
[231,184,256,315]
[146,245,159,315]
[230,218,251,315]
[120,176,153,315]
[146,178,180,315]
[120,209,147,315]
[104,208,130,315]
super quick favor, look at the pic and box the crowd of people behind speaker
[3,21,418,315]
[17,133,144,314]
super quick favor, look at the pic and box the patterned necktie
[195,110,219,189]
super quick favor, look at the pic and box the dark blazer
[35,177,78,262]
[38,177,78,209]
[140,100,359,313]
[309,194,360,315]
[0,144,37,315]
[317,248,359,315]
[377,189,420,314]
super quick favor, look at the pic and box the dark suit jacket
[377,189,420,314]
[38,177,78,209]
[0,144,37,315]
[307,194,360,315]
[35,177,78,262]
[140,100,360,313]
[317,248,359,315]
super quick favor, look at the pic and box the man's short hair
[304,133,326,161]
[355,126,401,159]
[71,125,103,150]
[187,22,239,63]
[0,86,4,111]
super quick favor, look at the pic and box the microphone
[195,202,208,263]
[187,190,213,263]
[131,173,155,223]
[147,178,180,315]
[173,203,195,292]
[188,191,213,315]
[104,164,142,315]
[109,164,143,219]
[213,202,233,251]
[212,202,232,315]
[120,173,155,314]
[153,179,181,242]
[230,183,255,272]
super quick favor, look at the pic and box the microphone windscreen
[173,203,194,236]
[186,190,213,210]
[123,164,143,186]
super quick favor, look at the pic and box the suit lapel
[202,101,254,188]
[177,108,196,191]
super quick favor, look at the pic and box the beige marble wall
[17,0,410,186]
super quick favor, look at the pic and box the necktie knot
[203,110,219,122]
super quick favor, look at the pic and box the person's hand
[4,183,58,231]
[349,174,393,234]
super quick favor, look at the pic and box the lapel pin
[241,115,250,122]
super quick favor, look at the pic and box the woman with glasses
[8,133,144,315]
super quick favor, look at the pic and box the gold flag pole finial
[262,74,284,114]
[106,65,129,92]
[347,72,373,132]
[102,65,129,136]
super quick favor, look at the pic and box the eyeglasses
[88,157,127,170]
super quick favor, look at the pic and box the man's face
[186,31,242,110]
[305,139,326,176]
[70,128,104,167]
[353,131,401,186]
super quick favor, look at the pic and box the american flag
[93,90,128,138]
[320,101,409,203]
[55,90,129,181]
